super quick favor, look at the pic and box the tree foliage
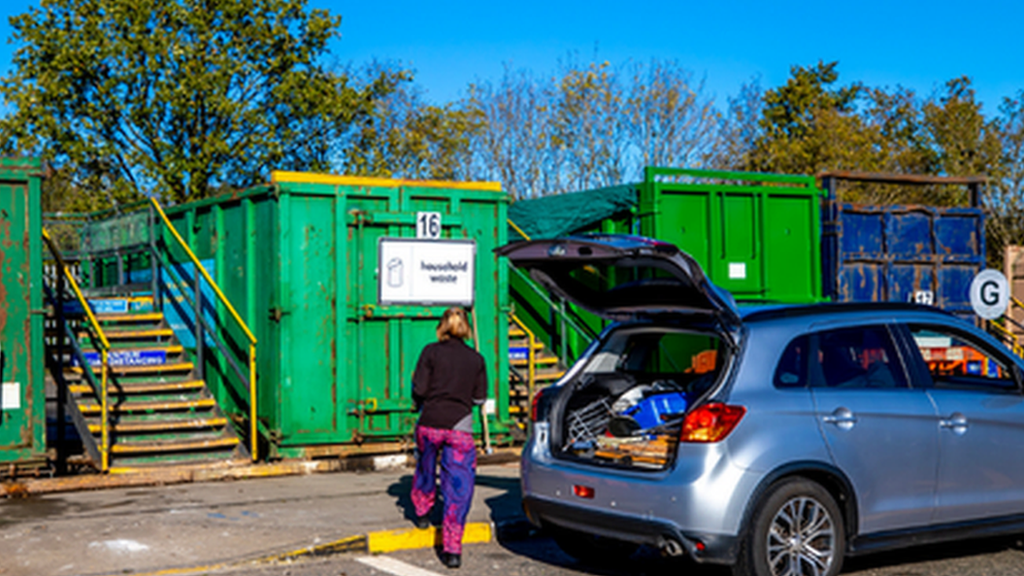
[465,57,717,198]
[0,0,356,203]
[0,0,477,208]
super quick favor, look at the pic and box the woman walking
[411,307,487,569]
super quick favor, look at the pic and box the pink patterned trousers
[411,425,477,554]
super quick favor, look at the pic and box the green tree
[0,0,365,204]
[750,61,882,176]
[923,77,1002,179]
[985,91,1024,264]
[339,62,483,181]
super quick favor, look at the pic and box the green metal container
[505,167,826,368]
[638,167,824,303]
[161,172,510,455]
[0,158,45,465]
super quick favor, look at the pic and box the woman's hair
[437,307,471,341]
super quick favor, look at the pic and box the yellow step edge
[84,328,174,339]
[78,398,216,414]
[88,417,228,434]
[80,345,184,356]
[71,361,194,375]
[511,356,559,367]
[110,436,240,455]
[535,372,566,382]
[95,312,164,323]
[70,379,205,395]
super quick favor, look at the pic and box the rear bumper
[523,495,739,565]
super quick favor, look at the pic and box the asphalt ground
[0,457,527,576]
[7,453,1024,576]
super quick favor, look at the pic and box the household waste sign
[378,238,476,306]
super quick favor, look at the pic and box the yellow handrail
[150,199,256,344]
[42,228,113,471]
[989,318,1024,358]
[149,198,260,461]
[508,312,537,417]
[507,218,531,242]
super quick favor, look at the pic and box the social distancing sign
[378,238,476,306]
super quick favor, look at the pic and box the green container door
[0,158,45,464]
[164,172,509,450]
[640,167,824,304]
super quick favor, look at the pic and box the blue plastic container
[623,391,690,430]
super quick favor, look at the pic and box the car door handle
[939,413,969,435]
[822,408,857,430]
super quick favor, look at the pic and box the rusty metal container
[0,158,46,466]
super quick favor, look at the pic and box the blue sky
[1,1,1022,115]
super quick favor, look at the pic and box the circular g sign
[969,269,1010,320]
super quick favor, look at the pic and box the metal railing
[505,218,597,368]
[508,312,537,414]
[43,229,115,471]
[990,297,1024,359]
[148,199,261,461]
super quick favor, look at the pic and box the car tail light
[530,388,546,422]
[573,484,595,499]
[679,403,746,443]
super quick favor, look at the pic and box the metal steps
[52,295,248,470]
[508,319,567,428]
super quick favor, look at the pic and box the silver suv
[499,234,1024,576]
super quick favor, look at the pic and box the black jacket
[412,338,487,430]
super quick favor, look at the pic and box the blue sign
[89,299,129,314]
[78,349,167,367]
[509,347,529,361]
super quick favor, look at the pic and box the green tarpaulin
[507,185,636,240]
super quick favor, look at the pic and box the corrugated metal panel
[823,203,985,316]
[639,167,825,303]
[0,158,45,464]
[162,172,510,450]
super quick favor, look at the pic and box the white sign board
[379,238,475,306]
[970,269,1010,320]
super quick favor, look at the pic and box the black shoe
[415,515,431,529]
[442,552,461,569]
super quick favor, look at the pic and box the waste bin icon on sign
[387,257,404,288]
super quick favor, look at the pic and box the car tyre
[548,526,639,565]
[733,478,845,576]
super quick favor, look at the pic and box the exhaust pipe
[661,538,685,557]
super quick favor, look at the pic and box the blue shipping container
[822,202,985,316]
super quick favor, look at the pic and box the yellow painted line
[253,534,367,563]
[89,524,493,576]
[367,522,492,554]
[271,170,502,192]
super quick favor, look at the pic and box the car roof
[738,301,958,324]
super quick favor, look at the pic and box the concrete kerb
[0,446,522,497]
[90,520,538,576]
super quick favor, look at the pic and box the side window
[774,335,810,389]
[812,325,908,389]
[908,325,1018,392]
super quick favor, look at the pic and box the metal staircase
[43,198,262,473]
[61,296,245,469]
[507,314,567,428]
